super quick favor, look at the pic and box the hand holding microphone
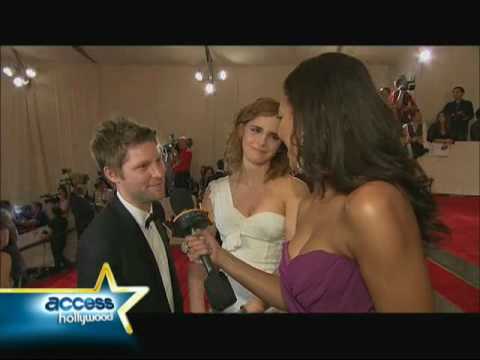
[185,230,221,266]
[169,188,236,311]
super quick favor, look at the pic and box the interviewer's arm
[187,231,287,311]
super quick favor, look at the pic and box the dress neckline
[226,176,285,220]
[284,242,355,265]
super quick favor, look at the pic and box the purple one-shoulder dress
[279,242,375,313]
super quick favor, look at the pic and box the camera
[162,134,179,161]
[400,81,415,92]
[396,75,416,92]
[165,133,178,151]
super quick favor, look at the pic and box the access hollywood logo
[0,263,149,337]
[44,295,116,326]
[37,263,149,334]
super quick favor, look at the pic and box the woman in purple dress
[185,53,448,313]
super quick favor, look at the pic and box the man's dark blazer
[69,192,95,236]
[442,99,474,140]
[77,194,183,313]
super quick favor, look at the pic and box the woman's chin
[245,153,273,166]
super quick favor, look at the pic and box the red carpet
[427,260,480,312]
[434,195,480,266]
[27,269,77,288]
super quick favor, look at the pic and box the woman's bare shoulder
[343,181,417,252]
[345,181,408,217]
[271,175,310,197]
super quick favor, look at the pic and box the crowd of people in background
[0,169,102,287]
[378,82,479,159]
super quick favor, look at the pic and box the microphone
[169,188,237,311]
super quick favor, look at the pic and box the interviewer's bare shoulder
[343,180,419,254]
[341,181,433,312]
[345,181,409,219]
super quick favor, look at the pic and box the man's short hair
[453,86,465,93]
[90,116,158,174]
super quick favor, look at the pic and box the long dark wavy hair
[284,53,448,244]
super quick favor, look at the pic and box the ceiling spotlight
[205,82,215,95]
[195,71,204,82]
[25,68,37,78]
[2,66,14,77]
[418,49,432,64]
[217,70,227,81]
[13,76,25,87]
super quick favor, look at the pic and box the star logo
[0,263,149,339]
[83,262,149,334]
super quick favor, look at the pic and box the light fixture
[205,82,216,95]
[13,76,25,87]
[194,71,204,82]
[2,66,14,77]
[418,49,432,64]
[25,67,37,78]
[1,47,37,88]
[194,46,227,95]
[218,70,227,81]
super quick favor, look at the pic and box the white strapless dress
[208,177,285,312]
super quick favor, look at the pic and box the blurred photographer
[442,86,474,141]
[162,134,178,196]
[390,75,421,126]
[172,136,193,189]
[391,76,427,158]
[69,185,95,240]
[59,168,73,193]
[47,206,70,272]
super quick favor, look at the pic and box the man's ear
[103,166,122,186]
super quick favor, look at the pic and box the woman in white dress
[188,97,309,313]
